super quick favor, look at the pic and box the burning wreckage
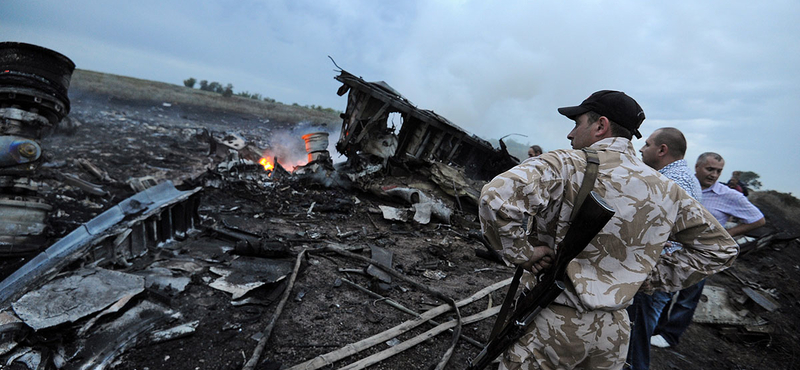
[0,43,795,370]
[0,43,525,369]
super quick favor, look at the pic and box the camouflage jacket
[479,137,738,312]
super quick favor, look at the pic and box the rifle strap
[488,264,524,341]
[570,149,600,222]
[487,148,601,342]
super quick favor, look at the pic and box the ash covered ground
[2,72,799,370]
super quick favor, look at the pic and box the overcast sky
[3,1,799,194]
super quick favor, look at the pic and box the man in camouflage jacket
[479,90,738,370]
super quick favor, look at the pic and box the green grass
[70,69,341,124]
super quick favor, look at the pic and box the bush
[188,77,336,112]
[739,171,763,190]
[208,82,222,93]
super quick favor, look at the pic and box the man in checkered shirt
[651,151,765,349]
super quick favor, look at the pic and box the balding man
[651,152,766,349]
[626,127,702,370]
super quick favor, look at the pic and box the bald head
[652,128,687,159]
[639,127,688,170]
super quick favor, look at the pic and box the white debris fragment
[379,205,408,222]
[422,270,447,280]
[150,320,200,343]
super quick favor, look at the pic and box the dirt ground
[2,72,799,370]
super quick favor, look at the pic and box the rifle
[467,191,615,370]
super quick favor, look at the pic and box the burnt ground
[2,74,799,370]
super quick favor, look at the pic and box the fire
[259,158,274,171]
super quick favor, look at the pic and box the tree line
[183,77,338,114]
[183,78,235,97]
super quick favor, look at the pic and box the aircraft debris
[208,256,294,300]
[333,69,519,182]
[12,267,145,331]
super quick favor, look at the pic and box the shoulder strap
[570,148,600,222]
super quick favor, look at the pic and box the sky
[3,0,799,194]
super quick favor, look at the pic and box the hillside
[70,69,340,126]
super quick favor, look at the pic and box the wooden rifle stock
[467,191,615,370]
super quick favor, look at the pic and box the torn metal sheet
[378,206,408,222]
[181,237,235,263]
[77,292,138,337]
[413,202,452,224]
[742,286,780,312]
[208,256,294,299]
[693,284,760,325]
[137,267,192,293]
[0,180,202,309]
[5,346,42,369]
[366,246,393,284]
[70,300,176,370]
[0,310,25,356]
[11,267,145,331]
[413,202,433,224]
[208,268,266,299]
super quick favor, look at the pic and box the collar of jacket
[587,137,632,154]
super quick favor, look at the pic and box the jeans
[654,279,707,347]
[625,290,672,370]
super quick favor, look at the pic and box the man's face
[567,113,597,149]
[639,131,660,169]
[528,148,537,158]
[695,157,724,189]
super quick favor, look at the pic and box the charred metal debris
[0,42,76,256]
[333,69,519,182]
[0,43,796,370]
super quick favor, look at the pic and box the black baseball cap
[558,90,646,139]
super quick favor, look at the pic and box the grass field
[70,69,341,124]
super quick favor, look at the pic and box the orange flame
[259,158,274,171]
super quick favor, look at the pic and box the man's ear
[658,144,669,157]
[595,116,610,137]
